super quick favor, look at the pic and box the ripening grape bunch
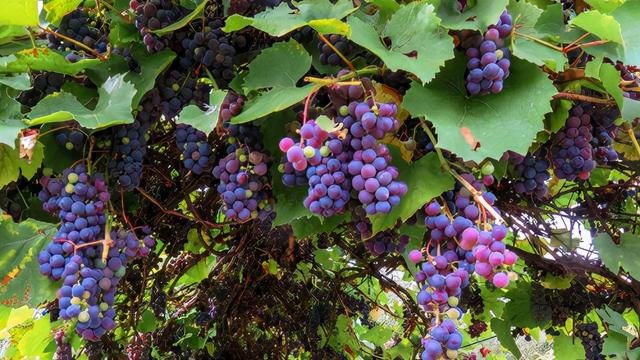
[175,124,214,175]
[364,232,409,256]
[55,126,87,152]
[617,62,640,100]
[132,0,183,53]
[464,10,512,95]
[318,34,351,66]
[584,102,621,165]
[508,150,550,198]
[17,72,66,108]
[47,9,107,54]
[421,319,464,360]
[228,0,284,16]
[551,103,597,181]
[156,69,211,119]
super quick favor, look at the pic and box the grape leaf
[0,89,26,148]
[622,97,640,123]
[584,60,623,109]
[0,144,20,188]
[0,0,38,26]
[501,281,543,328]
[490,318,522,358]
[223,0,357,37]
[348,3,454,84]
[368,151,454,235]
[0,48,100,75]
[602,330,633,358]
[150,0,208,36]
[611,0,640,66]
[291,214,348,239]
[0,217,59,307]
[17,142,44,180]
[553,333,586,360]
[570,10,623,44]
[0,73,30,90]
[243,40,312,91]
[177,89,228,135]
[437,0,509,31]
[594,232,640,281]
[44,0,83,26]
[27,74,136,129]
[231,84,317,124]
[404,55,555,163]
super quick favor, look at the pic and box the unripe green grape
[481,162,495,175]
[78,311,90,323]
[65,183,75,194]
[303,146,315,158]
[42,167,53,177]
[67,172,79,184]
[65,142,75,151]
[320,146,330,157]
[339,105,349,116]
[448,296,459,307]
[121,137,130,145]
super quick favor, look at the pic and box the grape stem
[564,40,609,54]
[95,0,133,23]
[317,33,355,71]
[514,31,563,52]
[562,32,590,53]
[626,128,640,159]
[300,87,320,144]
[552,92,615,105]
[39,26,108,61]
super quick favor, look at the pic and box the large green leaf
[509,0,567,72]
[27,74,136,129]
[368,151,454,235]
[501,281,544,328]
[404,55,555,163]
[0,73,30,90]
[610,0,640,66]
[223,0,357,37]
[0,217,59,307]
[0,88,26,148]
[231,84,317,124]
[593,232,640,280]
[177,90,228,135]
[243,40,312,91]
[490,318,522,358]
[0,0,38,26]
[0,48,100,75]
[585,59,623,109]
[44,0,83,26]
[437,0,509,31]
[348,3,454,84]
[0,144,20,189]
[570,10,623,44]
[586,0,625,12]
[553,333,586,360]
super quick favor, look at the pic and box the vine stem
[300,87,320,144]
[95,0,133,23]
[627,128,640,159]
[552,92,615,105]
[514,31,563,51]
[39,26,108,61]
[562,32,590,53]
[317,33,355,71]
[564,39,609,54]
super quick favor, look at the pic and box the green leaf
[0,217,59,307]
[0,48,100,75]
[44,0,83,26]
[585,59,624,109]
[177,89,228,135]
[368,151,454,235]
[553,333,586,360]
[0,0,38,26]
[404,55,555,163]
[623,97,640,123]
[291,214,348,238]
[0,87,26,148]
[137,309,158,333]
[231,84,317,124]
[223,0,357,37]
[314,115,335,132]
[361,326,393,346]
[17,142,44,180]
[27,74,136,129]
[611,0,640,66]
[540,273,574,290]
[0,144,20,188]
[593,232,640,280]
[586,0,625,13]
[602,330,631,357]
[243,40,312,90]
[502,282,543,328]
[348,3,454,84]
[150,0,207,36]
[570,10,623,44]
[437,0,509,31]
[0,73,30,90]
[534,4,569,39]
[17,315,52,357]
[490,318,522,358]
[596,306,630,334]
[549,228,581,251]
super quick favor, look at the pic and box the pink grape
[279,137,295,152]
[492,272,509,288]
[408,249,423,264]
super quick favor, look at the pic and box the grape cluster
[108,90,161,191]
[467,318,487,338]
[17,72,66,108]
[37,165,155,340]
[156,69,210,119]
[576,323,605,360]
[584,103,620,165]
[464,11,512,95]
[421,320,463,360]
[228,0,284,16]
[326,69,368,108]
[364,230,409,257]
[132,0,183,53]
[551,103,597,180]
[178,20,236,87]
[508,151,550,198]
[618,62,640,100]
[56,127,87,152]
[175,124,214,175]
[318,34,351,66]
[54,329,73,360]
[47,9,107,54]
[219,92,246,123]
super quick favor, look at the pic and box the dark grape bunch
[364,231,409,256]
[464,11,512,95]
[17,72,66,108]
[47,9,107,54]
[132,0,182,53]
[156,69,210,119]
[55,126,87,152]
[576,323,605,360]
[175,124,214,175]
[618,62,640,100]
[228,0,284,16]
[551,103,597,181]
[178,20,236,87]
[508,150,550,198]
[583,102,621,165]
[318,34,351,66]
